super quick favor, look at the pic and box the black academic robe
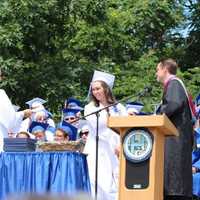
[160,79,193,197]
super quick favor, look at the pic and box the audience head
[29,122,48,141]
[56,121,77,141]
[16,132,30,139]
[54,128,69,142]
[62,108,79,124]
[79,125,89,142]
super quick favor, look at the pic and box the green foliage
[181,0,200,69]
[179,67,200,98]
[0,0,199,116]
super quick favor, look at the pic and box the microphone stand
[80,102,120,200]
[95,112,99,200]
[76,101,124,200]
[73,86,152,200]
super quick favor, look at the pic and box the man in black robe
[156,59,193,200]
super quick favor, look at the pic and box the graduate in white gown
[0,89,32,151]
[84,71,127,200]
[19,98,55,141]
[0,69,32,150]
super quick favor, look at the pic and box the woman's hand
[114,146,120,158]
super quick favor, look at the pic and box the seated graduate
[62,108,80,125]
[63,97,86,126]
[78,124,89,143]
[0,69,32,151]
[16,131,30,139]
[29,121,49,141]
[54,128,69,142]
[195,94,200,119]
[19,98,55,141]
[61,108,84,140]
[33,110,55,141]
[57,120,77,141]
[54,122,77,142]
[64,97,83,111]
[193,107,200,198]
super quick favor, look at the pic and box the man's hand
[192,166,198,174]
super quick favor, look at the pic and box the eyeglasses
[64,117,76,121]
[81,131,89,136]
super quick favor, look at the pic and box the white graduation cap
[86,70,115,100]
[26,97,47,109]
[91,70,115,89]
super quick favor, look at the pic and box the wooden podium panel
[108,114,178,200]
[108,114,178,137]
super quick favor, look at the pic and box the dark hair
[90,80,116,107]
[16,132,30,138]
[159,58,178,75]
[56,128,69,139]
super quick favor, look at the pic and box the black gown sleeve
[160,80,186,118]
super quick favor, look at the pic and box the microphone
[144,86,152,93]
[137,86,152,98]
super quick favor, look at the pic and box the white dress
[0,89,24,151]
[84,102,127,200]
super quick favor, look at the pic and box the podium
[108,114,178,200]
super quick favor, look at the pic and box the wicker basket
[36,140,85,152]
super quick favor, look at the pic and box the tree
[0,0,198,116]
[181,0,200,69]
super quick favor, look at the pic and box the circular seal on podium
[123,128,153,163]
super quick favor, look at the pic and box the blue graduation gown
[193,128,200,197]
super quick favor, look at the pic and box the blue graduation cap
[126,101,144,114]
[46,126,56,134]
[65,97,83,110]
[29,121,49,134]
[62,108,80,118]
[26,97,47,109]
[57,121,77,140]
[196,107,200,119]
[195,128,200,148]
[196,94,200,106]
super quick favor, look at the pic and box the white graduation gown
[9,111,25,134]
[84,102,127,200]
[0,89,24,151]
